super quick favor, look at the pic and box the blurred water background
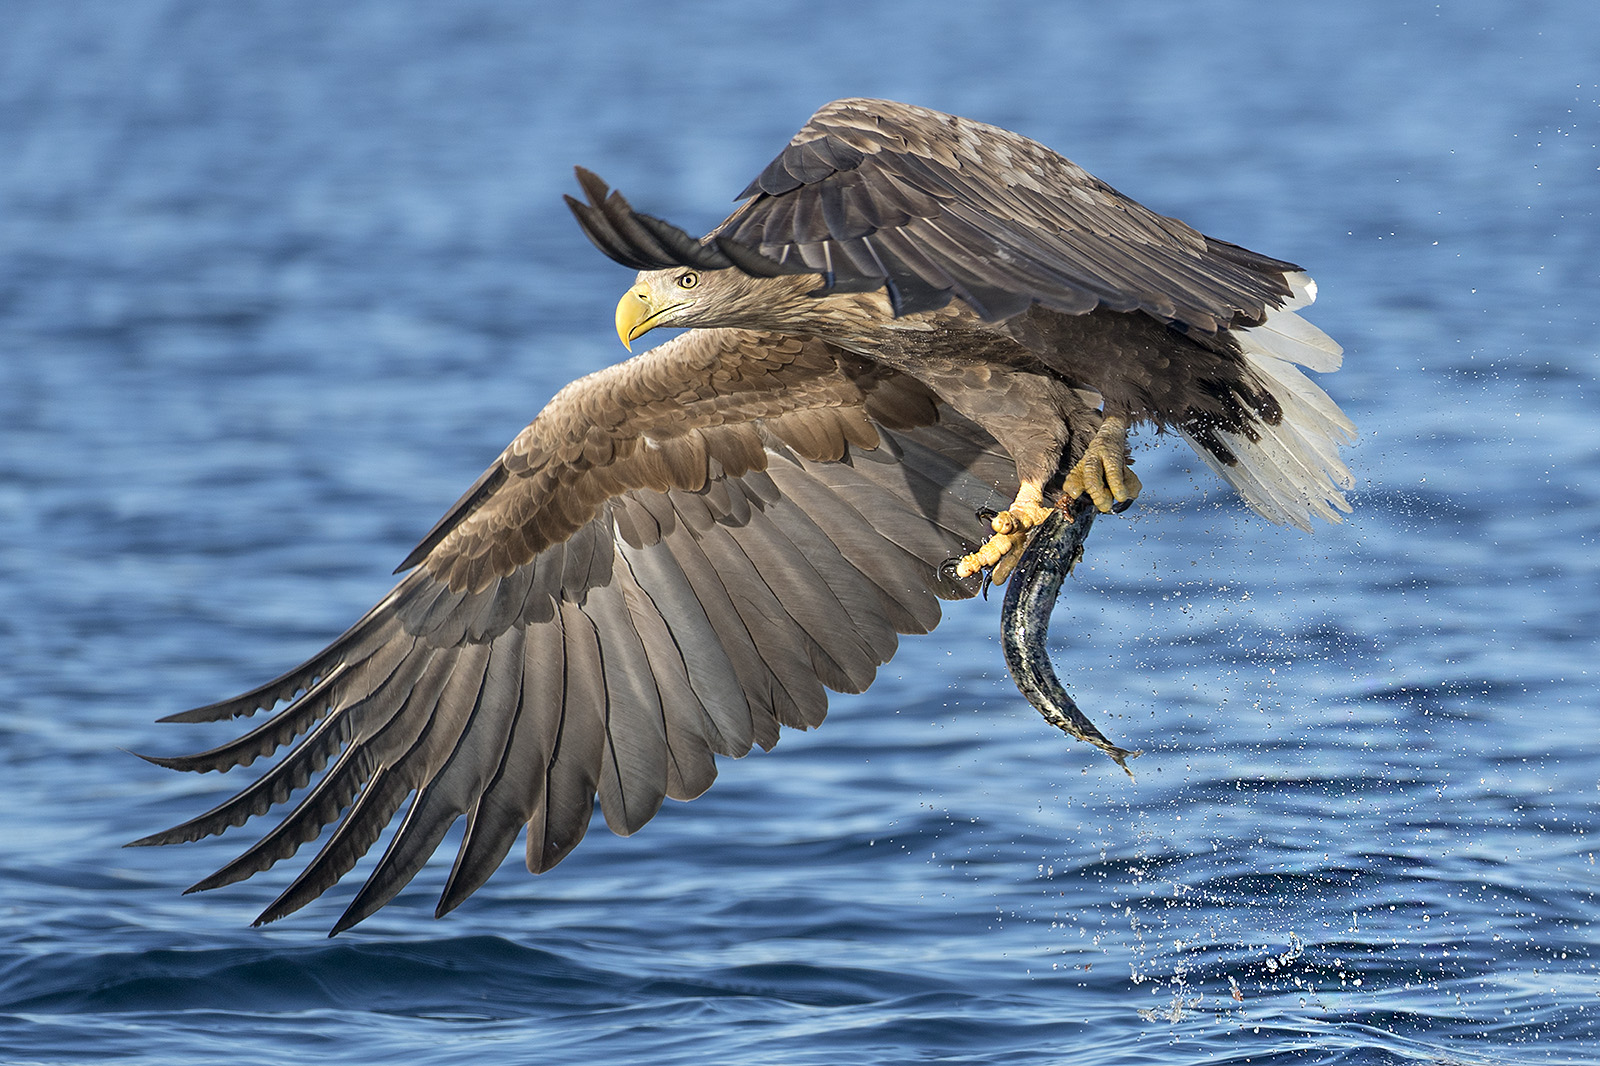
[1,1,1596,1062]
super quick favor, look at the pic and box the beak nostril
[617,286,667,351]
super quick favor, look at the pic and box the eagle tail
[1181,273,1357,530]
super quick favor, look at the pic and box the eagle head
[615,268,820,350]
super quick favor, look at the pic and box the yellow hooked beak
[615,286,689,351]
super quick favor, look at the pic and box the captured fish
[999,498,1140,776]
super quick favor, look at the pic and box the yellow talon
[952,417,1142,586]
[954,486,1054,584]
[1061,416,1141,513]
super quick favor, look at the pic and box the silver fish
[998,498,1140,776]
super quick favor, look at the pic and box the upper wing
[567,98,1303,331]
[132,328,1017,934]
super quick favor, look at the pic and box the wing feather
[328,632,530,933]
[262,642,498,929]
[215,648,457,906]
[616,534,748,765]
[531,600,607,873]
[434,607,566,914]
[136,328,1020,931]
[580,575,671,836]
[657,498,786,750]
[576,99,1303,334]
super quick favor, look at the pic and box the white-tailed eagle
[134,99,1354,933]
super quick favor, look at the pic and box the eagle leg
[954,482,1055,585]
[1060,415,1141,514]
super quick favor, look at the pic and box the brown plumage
[132,328,1021,933]
[576,98,1354,535]
[136,100,1353,933]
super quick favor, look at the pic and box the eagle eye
[674,271,699,290]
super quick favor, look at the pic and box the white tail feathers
[1180,272,1357,531]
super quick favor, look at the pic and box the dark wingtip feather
[434,865,490,919]
[714,235,809,278]
[327,910,362,936]
[598,196,683,268]
[330,890,386,935]
[566,168,664,271]
[567,194,656,271]
[158,702,257,725]
[132,739,283,771]
[125,828,177,848]
[129,809,251,851]
[634,214,734,271]
[158,689,291,724]
[572,166,612,205]
[127,810,237,850]
[185,861,256,895]
[155,654,339,723]
[569,167,741,273]
[130,748,220,772]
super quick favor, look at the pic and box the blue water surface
[1,1,1596,1063]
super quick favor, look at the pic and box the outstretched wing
[132,328,1018,934]
[568,98,1303,331]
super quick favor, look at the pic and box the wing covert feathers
[135,329,1013,932]
[574,98,1303,332]
[566,98,1354,534]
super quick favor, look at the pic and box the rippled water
[2,1,1596,1062]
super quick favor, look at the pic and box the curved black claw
[939,554,998,597]
[974,507,999,526]
[998,498,1139,777]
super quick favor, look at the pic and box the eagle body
[137,100,1354,933]
[706,285,1101,494]
[589,98,1354,531]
